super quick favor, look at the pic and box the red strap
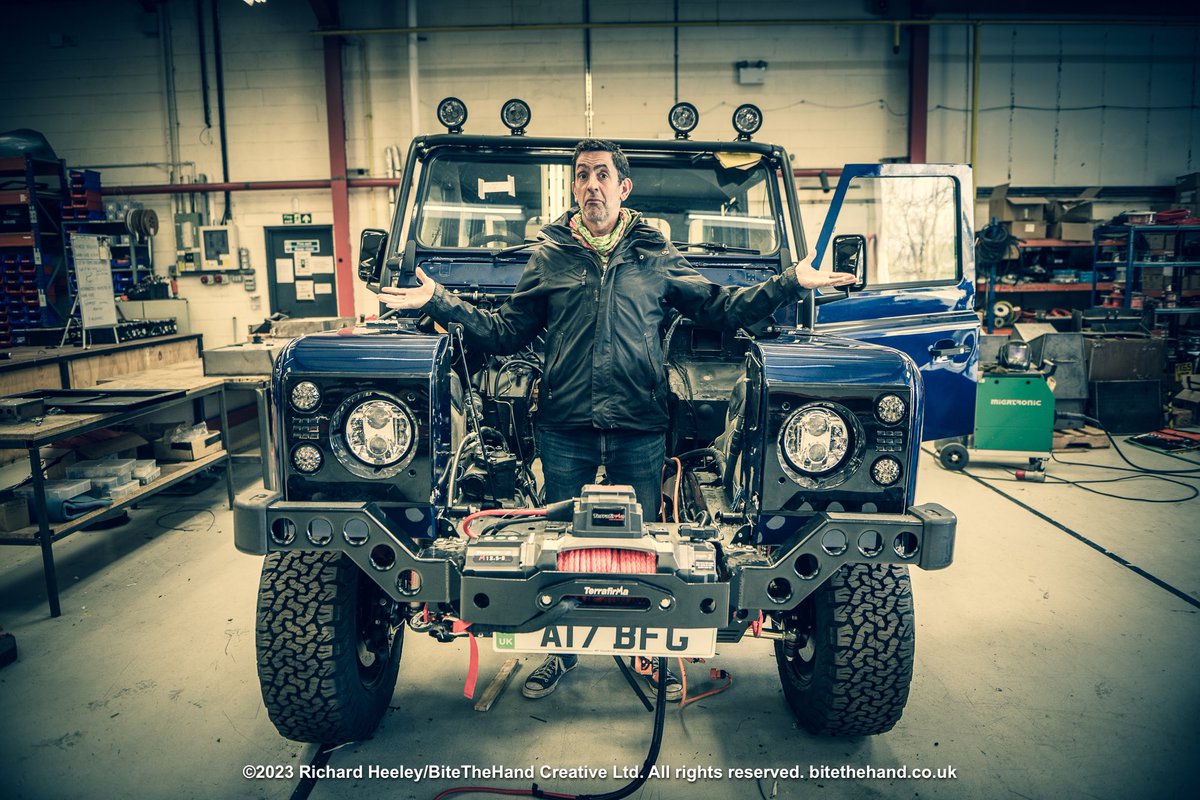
[452,620,478,698]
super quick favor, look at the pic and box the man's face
[572,150,632,236]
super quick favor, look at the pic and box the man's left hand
[792,254,860,290]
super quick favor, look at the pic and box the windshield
[414,151,781,254]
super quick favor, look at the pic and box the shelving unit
[977,239,1110,333]
[62,170,155,301]
[1091,223,1200,377]
[0,363,234,618]
[0,155,70,346]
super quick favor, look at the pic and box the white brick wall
[2,0,1197,350]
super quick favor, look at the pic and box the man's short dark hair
[572,139,631,182]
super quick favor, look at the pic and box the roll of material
[124,208,160,238]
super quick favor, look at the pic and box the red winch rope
[557,548,657,574]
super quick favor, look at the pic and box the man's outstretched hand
[792,253,860,290]
[379,266,437,310]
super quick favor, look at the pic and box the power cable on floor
[932,449,1200,611]
[986,469,1198,503]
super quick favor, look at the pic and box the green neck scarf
[570,208,633,262]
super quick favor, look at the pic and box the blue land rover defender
[235,100,977,745]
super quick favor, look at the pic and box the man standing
[381,138,856,700]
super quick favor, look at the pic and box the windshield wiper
[673,240,761,255]
[490,240,539,263]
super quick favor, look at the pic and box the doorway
[264,226,337,318]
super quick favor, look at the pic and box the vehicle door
[809,164,979,441]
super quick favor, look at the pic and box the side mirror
[831,234,866,291]
[358,229,388,285]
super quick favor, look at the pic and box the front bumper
[234,484,955,630]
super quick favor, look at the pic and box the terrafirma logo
[584,586,630,596]
[990,399,1042,406]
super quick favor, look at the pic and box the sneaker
[522,654,577,699]
[635,657,683,702]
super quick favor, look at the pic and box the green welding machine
[936,339,1055,473]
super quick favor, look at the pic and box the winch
[461,485,721,584]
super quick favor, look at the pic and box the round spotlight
[500,99,531,135]
[875,393,907,425]
[291,380,321,413]
[437,97,468,133]
[732,103,763,140]
[871,456,902,487]
[668,102,699,139]
[291,443,323,475]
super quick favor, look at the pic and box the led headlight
[437,97,468,133]
[330,391,419,479]
[875,393,907,425]
[732,103,763,140]
[668,102,699,139]
[780,405,851,476]
[871,456,902,487]
[500,98,531,135]
[345,400,414,466]
[291,380,321,412]
[291,443,323,474]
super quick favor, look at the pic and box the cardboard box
[1084,336,1165,382]
[1052,187,1102,223]
[1003,219,1047,240]
[989,185,1051,224]
[1050,221,1094,241]
[153,430,222,462]
[0,498,31,532]
[1140,268,1167,293]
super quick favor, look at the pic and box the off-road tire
[256,551,403,744]
[774,563,914,736]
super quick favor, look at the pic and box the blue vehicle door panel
[810,164,979,441]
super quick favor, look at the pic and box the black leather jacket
[423,213,806,432]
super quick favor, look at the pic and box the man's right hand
[379,266,437,310]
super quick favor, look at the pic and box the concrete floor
[1,445,1198,800]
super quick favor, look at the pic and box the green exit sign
[282,213,313,224]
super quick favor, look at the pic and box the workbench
[0,362,234,617]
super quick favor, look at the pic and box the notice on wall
[295,280,315,301]
[309,255,334,274]
[275,258,294,283]
[72,233,118,328]
[295,253,313,277]
[314,282,333,295]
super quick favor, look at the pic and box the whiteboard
[71,233,118,329]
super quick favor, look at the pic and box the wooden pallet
[1053,425,1109,450]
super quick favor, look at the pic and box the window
[414,151,781,255]
[825,176,960,285]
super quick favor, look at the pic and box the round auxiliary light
[437,97,468,133]
[291,443,323,475]
[291,380,321,412]
[780,405,852,480]
[668,102,699,139]
[871,456,902,487]
[732,103,763,140]
[876,393,907,425]
[500,99,531,135]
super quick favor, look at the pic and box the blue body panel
[274,330,452,510]
[275,330,445,378]
[756,333,924,500]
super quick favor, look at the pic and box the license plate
[493,625,716,658]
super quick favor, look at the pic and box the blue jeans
[537,427,665,522]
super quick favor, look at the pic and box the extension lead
[431,657,671,800]
[1014,469,1046,482]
